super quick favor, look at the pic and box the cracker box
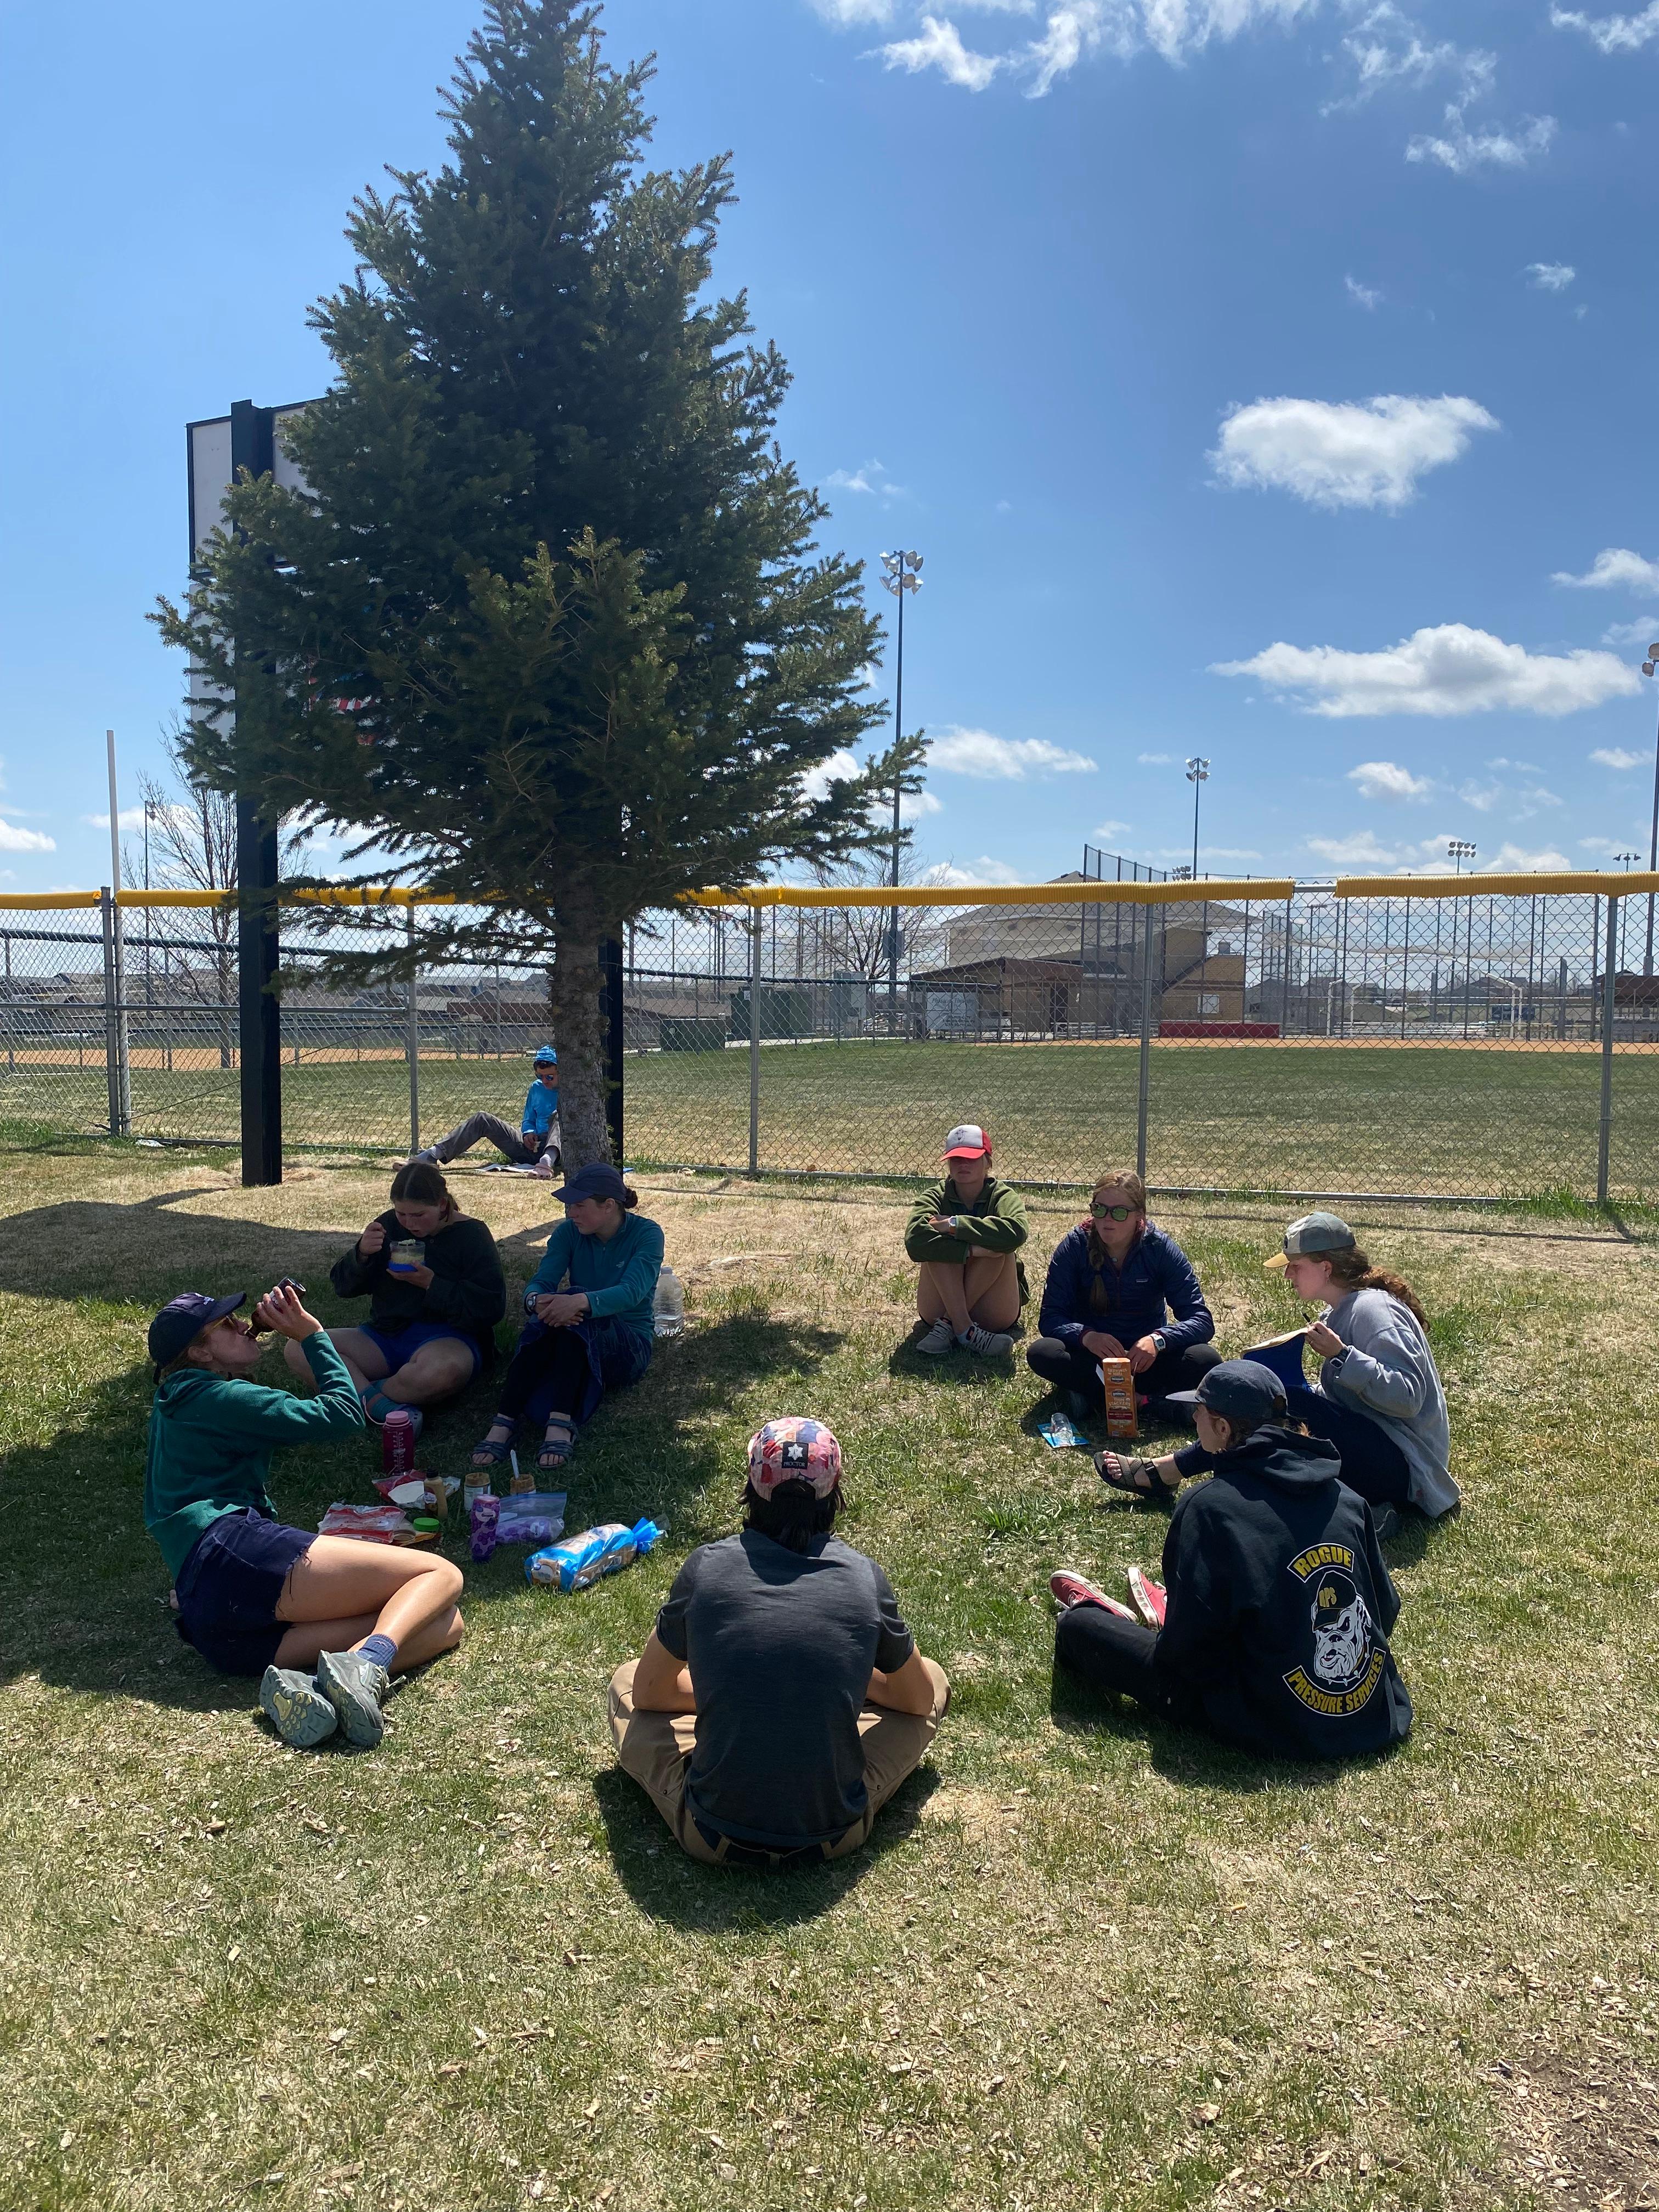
[1101,1356,1138,1440]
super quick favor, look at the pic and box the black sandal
[1095,1450,1181,1505]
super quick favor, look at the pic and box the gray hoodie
[1313,1285,1458,1519]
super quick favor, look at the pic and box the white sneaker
[958,1323,1014,1357]
[915,1316,957,1357]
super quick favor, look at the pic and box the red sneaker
[1049,1568,1137,1618]
[1126,1565,1167,1629]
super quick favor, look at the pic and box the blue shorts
[360,1319,481,1381]
[174,1509,314,1678]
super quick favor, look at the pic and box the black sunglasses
[1090,1202,1136,1221]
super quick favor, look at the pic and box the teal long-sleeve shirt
[525,1212,665,1337]
[143,1332,365,1581]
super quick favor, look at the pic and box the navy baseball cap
[554,1162,629,1205]
[148,1290,246,1369]
[533,1045,558,1066]
[1165,1357,1288,1427]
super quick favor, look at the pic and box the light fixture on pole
[1184,757,1210,882]
[1448,839,1476,875]
[1638,645,1659,974]
[879,549,923,1016]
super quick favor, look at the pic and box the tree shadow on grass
[591,1760,940,1930]
[0,1192,359,1309]
[0,1307,843,1712]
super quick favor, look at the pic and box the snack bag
[469,1494,500,1562]
[319,1502,428,1545]
[493,1492,568,1547]
[526,1517,664,1593]
[1098,1357,1138,1441]
[1037,1410,1084,1451]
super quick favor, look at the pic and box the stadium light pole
[1185,757,1210,881]
[1639,645,1659,973]
[880,549,923,1021]
[1448,839,1476,876]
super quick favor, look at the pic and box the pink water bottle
[382,1408,417,1476]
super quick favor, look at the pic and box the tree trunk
[549,924,611,1170]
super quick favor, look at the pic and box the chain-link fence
[4,867,1658,1205]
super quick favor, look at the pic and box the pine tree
[155,0,900,1166]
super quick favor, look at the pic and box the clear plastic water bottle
[653,1263,685,1339]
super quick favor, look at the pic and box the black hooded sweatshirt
[1154,1426,1412,1760]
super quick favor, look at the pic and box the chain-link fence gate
[4,866,1657,1206]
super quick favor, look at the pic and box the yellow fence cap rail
[685,878,1297,910]
[1335,870,1659,900]
[0,890,103,912]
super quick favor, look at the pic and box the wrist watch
[1150,1332,1167,1355]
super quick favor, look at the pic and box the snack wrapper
[527,1517,664,1593]
[319,1502,432,1546]
[1098,1357,1138,1440]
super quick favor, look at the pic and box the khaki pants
[607,1656,950,1866]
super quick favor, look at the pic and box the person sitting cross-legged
[904,1122,1029,1359]
[145,1283,464,1750]
[413,1045,562,1177]
[1026,1167,1221,1424]
[292,1161,507,1440]
[608,1418,950,1867]
[1051,1359,1411,1762]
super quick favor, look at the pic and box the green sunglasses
[1090,1201,1136,1221]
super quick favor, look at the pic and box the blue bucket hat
[1164,1357,1288,1428]
[533,1046,558,1066]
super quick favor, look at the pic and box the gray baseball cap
[1265,1210,1356,1273]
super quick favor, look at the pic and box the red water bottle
[382,1408,417,1476]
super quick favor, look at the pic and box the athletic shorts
[174,1509,314,1677]
[360,1319,481,1381]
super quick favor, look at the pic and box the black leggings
[1054,1604,1201,1722]
[496,1326,590,1424]
[1025,1334,1222,1406]
[1173,1385,1410,1508]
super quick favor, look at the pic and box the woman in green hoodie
[902,1123,1029,1358]
[145,1282,464,1751]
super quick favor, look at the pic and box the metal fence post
[748,904,762,1176]
[99,888,131,1137]
[1136,902,1154,1180]
[406,905,421,1155]
[602,936,625,1165]
[1598,891,1619,1205]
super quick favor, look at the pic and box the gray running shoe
[259,1666,339,1748]
[915,1316,957,1357]
[314,1649,392,1750]
[958,1323,1014,1357]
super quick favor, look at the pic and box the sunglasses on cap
[1090,1201,1137,1221]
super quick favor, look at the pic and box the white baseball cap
[944,1124,991,1160]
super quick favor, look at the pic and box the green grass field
[5,1034,1659,1203]
[2,1139,1656,2210]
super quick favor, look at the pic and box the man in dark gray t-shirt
[607,1417,949,1867]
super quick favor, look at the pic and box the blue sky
[4,0,1659,891]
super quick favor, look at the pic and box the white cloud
[1591,747,1647,770]
[1553,548,1659,592]
[1092,819,1131,837]
[1485,756,1540,771]
[1527,261,1576,291]
[1209,394,1498,511]
[1600,619,1659,648]
[1137,751,1172,764]
[1551,2,1659,52]
[1458,779,1561,817]
[1328,5,1491,106]
[923,856,1026,887]
[928,726,1097,777]
[1350,759,1431,800]
[810,0,898,22]
[1344,275,1383,310]
[876,14,1003,86]
[1479,842,1573,872]
[85,806,152,831]
[1406,105,1556,174]
[902,788,946,819]
[1215,624,1642,718]
[1153,844,1262,860]
[1306,829,1400,866]
[799,748,864,803]
[0,818,56,853]
[824,459,908,502]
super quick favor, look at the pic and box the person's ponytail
[1327,1246,1427,1328]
